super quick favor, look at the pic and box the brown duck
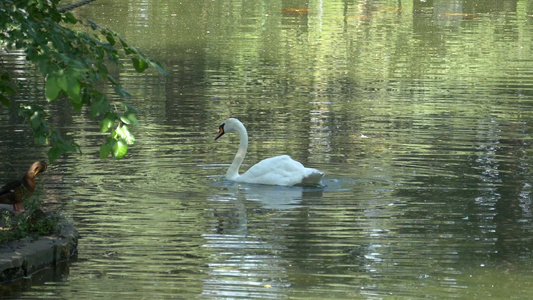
[0,161,47,212]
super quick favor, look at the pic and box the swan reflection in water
[203,181,324,298]
[226,181,324,210]
[209,178,325,210]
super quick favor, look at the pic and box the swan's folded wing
[238,155,323,186]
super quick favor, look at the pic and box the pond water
[2,0,533,298]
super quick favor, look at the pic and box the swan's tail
[301,170,325,186]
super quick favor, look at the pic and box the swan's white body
[215,118,324,186]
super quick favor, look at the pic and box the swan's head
[215,118,242,140]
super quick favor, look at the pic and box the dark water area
[2,0,533,298]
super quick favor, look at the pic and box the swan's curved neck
[226,122,248,180]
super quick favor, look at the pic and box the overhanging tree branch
[0,0,167,162]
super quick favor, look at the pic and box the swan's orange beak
[215,126,225,140]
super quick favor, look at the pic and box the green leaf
[123,103,139,113]
[119,103,139,126]
[116,125,135,144]
[45,74,61,101]
[149,61,169,76]
[34,132,47,146]
[88,20,98,30]
[66,75,82,108]
[119,115,131,125]
[120,113,139,126]
[29,110,44,130]
[57,72,68,91]
[5,85,16,95]
[106,33,116,46]
[90,95,110,117]
[124,47,136,55]
[63,12,78,24]
[99,143,112,159]
[112,139,128,159]
[114,85,131,98]
[132,57,148,73]
[100,112,116,132]
[48,145,63,163]
[119,38,139,55]
[108,75,118,85]
[0,94,11,107]
[48,137,81,163]
[0,77,16,107]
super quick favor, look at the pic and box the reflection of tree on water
[492,126,532,263]
[394,117,533,267]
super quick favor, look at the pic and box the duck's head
[29,161,47,176]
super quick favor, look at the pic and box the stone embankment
[0,206,78,284]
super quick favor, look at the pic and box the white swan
[215,118,324,186]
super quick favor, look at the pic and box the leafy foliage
[0,0,167,162]
[0,196,59,244]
